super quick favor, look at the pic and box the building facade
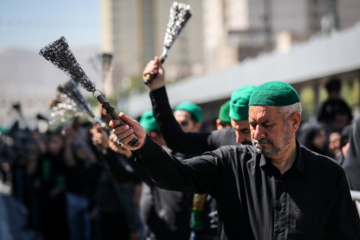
[101,0,360,96]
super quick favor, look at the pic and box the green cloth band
[249,81,300,106]
[139,110,159,131]
[174,101,202,123]
[218,100,231,123]
[229,85,257,121]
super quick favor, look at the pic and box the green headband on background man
[174,101,202,123]
[139,110,159,131]
[249,81,300,106]
[218,101,231,123]
[229,85,257,121]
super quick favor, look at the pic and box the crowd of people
[0,56,360,239]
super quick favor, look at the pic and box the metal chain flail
[39,36,97,93]
[163,2,192,50]
[58,79,95,119]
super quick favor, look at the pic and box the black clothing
[297,121,326,155]
[140,183,193,240]
[133,136,360,239]
[343,117,360,191]
[317,98,353,125]
[150,86,236,156]
[65,160,102,200]
[101,149,142,184]
[96,211,129,240]
[96,149,142,235]
[103,147,193,240]
[140,148,193,240]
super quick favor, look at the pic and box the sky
[0,0,101,53]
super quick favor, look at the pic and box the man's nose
[253,126,264,140]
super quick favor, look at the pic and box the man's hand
[109,134,132,158]
[143,56,165,90]
[110,112,146,151]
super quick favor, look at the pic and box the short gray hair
[277,102,302,117]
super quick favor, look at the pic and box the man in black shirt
[111,81,360,239]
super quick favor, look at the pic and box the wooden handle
[99,98,140,147]
[143,56,165,85]
[144,73,155,85]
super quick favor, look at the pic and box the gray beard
[252,138,281,157]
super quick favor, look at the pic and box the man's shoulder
[212,144,257,162]
[212,127,235,136]
[300,145,342,171]
[210,128,237,146]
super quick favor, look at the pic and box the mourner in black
[111,81,360,239]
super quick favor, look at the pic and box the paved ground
[0,180,35,240]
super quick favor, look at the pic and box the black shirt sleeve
[133,135,220,194]
[150,86,229,155]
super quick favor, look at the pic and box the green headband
[174,101,202,123]
[139,110,159,131]
[229,85,257,121]
[249,81,300,106]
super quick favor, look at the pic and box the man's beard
[252,123,292,157]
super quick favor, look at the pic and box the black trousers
[96,211,129,240]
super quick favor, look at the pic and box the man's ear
[215,119,222,129]
[290,112,301,132]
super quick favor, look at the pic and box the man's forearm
[150,87,212,155]
[132,135,215,193]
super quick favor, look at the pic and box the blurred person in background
[297,121,327,155]
[64,123,102,240]
[33,129,69,240]
[173,101,202,134]
[0,126,14,185]
[173,102,218,240]
[215,101,231,130]
[9,126,33,206]
[334,124,352,165]
[317,78,353,133]
[328,131,341,159]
